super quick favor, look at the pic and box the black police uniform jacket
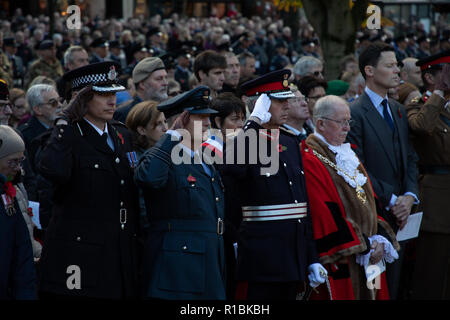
[221,120,319,282]
[134,133,226,299]
[37,119,140,299]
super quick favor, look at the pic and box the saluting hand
[170,110,190,131]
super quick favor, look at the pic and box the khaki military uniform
[406,92,450,299]
[24,58,63,89]
[0,51,13,88]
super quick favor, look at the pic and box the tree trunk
[301,0,368,80]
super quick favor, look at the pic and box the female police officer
[38,62,141,299]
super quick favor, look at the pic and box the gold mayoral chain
[312,149,367,204]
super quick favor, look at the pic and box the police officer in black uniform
[37,62,141,299]
[221,69,327,300]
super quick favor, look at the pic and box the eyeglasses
[321,117,354,127]
[40,98,63,109]
[7,156,26,169]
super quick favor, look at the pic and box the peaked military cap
[416,49,450,71]
[109,40,123,49]
[90,38,109,48]
[3,37,18,47]
[157,85,218,119]
[0,79,9,101]
[62,61,125,93]
[240,69,295,99]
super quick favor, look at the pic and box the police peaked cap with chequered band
[157,85,218,119]
[62,61,125,93]
[240,69,295,99]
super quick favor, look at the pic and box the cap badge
[108,66,117,81]
[283,80,289,88]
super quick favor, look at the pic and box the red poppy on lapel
[187,174,196,185]
[397,108,402,119]
[350,143,358,150]
[117,132,124,145]
[27,207,33,217]
[278,144,287,152]
[4,181,16,198]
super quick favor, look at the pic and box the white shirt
[83,118,115,151]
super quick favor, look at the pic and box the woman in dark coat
[0,124,37,300]
[37,62,141,299]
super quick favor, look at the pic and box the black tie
[381,99,394,132]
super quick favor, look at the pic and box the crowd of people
[1,8,450,300]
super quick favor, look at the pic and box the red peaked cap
[240,69,295,99]
[416,49,450,71]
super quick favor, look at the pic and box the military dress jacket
[406,93,450,233]
[135,133,226,300]
[37,119,141,299]
[221,120,319,283]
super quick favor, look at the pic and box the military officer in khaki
[406,50,450,300]
[24,40,63,90]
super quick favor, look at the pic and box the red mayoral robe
[301,135,399,300]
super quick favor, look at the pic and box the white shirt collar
[365,86,388,110]
[83,117,108,136]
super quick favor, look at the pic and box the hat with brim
[240,69,295,100]
[157,85,217,119]
[63,61,125,93]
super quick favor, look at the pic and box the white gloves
[308,263,328,288]
[250,93,272,124]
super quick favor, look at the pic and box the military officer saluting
[406,50,450,299]
[221,69,327,300]
[134,86,226,299]
[37,61,141,299]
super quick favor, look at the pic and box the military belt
[149,218,224,235]
[242,202,308,222]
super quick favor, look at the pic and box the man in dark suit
[346,42,419,300]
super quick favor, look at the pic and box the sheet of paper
[365,258,386,283]
[396,212,423,242]
[29,201,41,230]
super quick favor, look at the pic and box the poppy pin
[187,174,196,186]
[117,132,124,145]
[278,144,287,153]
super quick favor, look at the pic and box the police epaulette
[109,119,127,128]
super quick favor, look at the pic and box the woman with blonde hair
[125,100,168,153]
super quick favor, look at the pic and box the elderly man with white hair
[293,55,324,81]
[301,95,400,300]
[19,84,62,168]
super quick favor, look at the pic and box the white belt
[242,202,308,222]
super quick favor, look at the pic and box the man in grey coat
[346,42,419,300]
